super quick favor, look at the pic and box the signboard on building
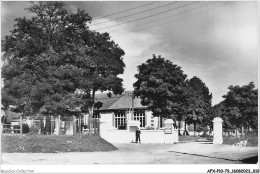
[164,124,172,134]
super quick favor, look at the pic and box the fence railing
[2,117,23,135]
[82,119,100,134]
[2,115,100,136]
[223,128,258,138]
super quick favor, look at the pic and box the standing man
[136,127,141,143]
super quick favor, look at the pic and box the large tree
[185,77,212,136]
[212,102,235,135]
[2,2,125,129]
[133,54,187,125]
[222,82,258,131]
[188,76,212,104]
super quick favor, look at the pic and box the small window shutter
[144,110,147,127]
[112,113,115,127]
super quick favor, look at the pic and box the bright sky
[1,1,258,105]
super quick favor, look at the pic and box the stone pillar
[65,118,74,135]
[20,116,22,135]
[164,119,178,144]
[53,116,60,135]
[213,117,223,144]
[43,116,46,128]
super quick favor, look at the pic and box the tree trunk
[158,116,160,130]
[246,126,249,138]
[79,116,81,135]
[194,123,196,137]
[183,121,188,135]
[88,90,95,134]
[88,104,93,134]
[184,121,186,135]
[178,121,181,135]
[241,125,244,138]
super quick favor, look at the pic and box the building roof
[5,110,21,119]
[95,91,147,111]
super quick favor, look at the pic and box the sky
[1,1,258,105]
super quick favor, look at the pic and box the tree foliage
[1,2,125,118]
[222,82,258,129]
[212,102,233,129]
[184,77,212,134]
[133,54,187,118]
[188,76,212,104]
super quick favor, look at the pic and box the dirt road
[1,142,258,164]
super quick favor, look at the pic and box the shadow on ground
[169,151,240,162]
[241,156,258,164]
[169,151,258,164]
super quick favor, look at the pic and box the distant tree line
[213,82,258,134]
[134,55,257,135]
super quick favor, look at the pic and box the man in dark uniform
[1,115,6,124]
[135,127,141,143]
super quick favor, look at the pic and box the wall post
[213,117,223,144]
[20,116,22,135]
[73,116,76,135]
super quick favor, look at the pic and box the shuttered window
[112,113,115,126]
[114,111,126,128]
[134,110,145,128]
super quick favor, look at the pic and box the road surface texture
[1,142,258,164]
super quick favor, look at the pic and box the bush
[200,126,209,137]
[223,134,258,146]
[23,124,30,133]
[145,126,155,130]
[196,125,204,133]
[13,125,20,134]
[188,124,194,132]
[60,129,66,135]
[29,125,40,135]
[12,124,30,134]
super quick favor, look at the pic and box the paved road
[1,142,258,164]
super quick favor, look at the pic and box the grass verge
[222,134,258,147]
[1,134,117,153]
[179,135,201,142]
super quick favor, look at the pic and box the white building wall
[100,112,115,130]
[100,128,136,143]
[100,111,154,130]
[100,126,178,144]
[145,111,152,127]
[99,112,179,144]
[141,130,165,143]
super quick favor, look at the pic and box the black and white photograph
[1,1,259,173]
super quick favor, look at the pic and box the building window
[114,111,126,128]
[134,110,145,128]
[93,112,100,119]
